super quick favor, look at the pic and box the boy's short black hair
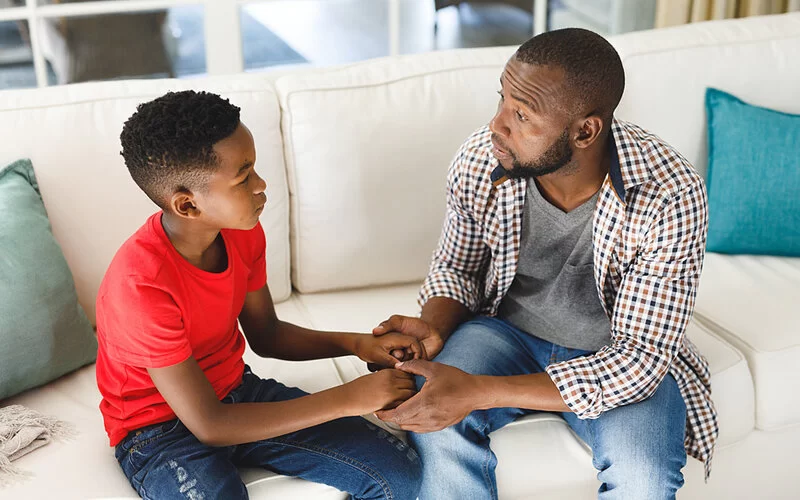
[515,28,625,121]
[120,90,241,209]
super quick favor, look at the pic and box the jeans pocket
[127,419,182,463]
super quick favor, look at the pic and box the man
[373,28,718,499]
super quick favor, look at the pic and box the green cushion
[0,159,97,400]
[705,88,800,256]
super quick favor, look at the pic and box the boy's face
[191,122,267,231]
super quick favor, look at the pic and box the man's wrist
[471,375,501,411]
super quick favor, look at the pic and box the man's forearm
[420,296,472,341]
[473,372,570,413]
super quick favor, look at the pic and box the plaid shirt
[420,119,718,477]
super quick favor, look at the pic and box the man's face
[193,122,267,230]
[489,58,574,178]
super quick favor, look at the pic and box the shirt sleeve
[101,277,192,368]
[248,222,267,292]
[546,180,708,419]
[418,147,489,312]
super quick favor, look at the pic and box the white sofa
[1,12,798,500]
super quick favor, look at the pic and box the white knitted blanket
[0,405,73,487]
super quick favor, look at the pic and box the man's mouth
[491,136,512,160]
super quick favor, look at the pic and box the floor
[0,0,543,90]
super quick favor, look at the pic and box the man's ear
[168,189,200,220]
[573,115,605,149]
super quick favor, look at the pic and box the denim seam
[585,417,603,474]
[270,437,395,500]
[479,421,498,500]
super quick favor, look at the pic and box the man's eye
[496,90,504,101]
[516,111,527,122]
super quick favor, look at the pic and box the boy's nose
[254,173,267,194]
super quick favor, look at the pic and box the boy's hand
[344,369,417,416]
[353,332,423,369]
[373,315,445,361]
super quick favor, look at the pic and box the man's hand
[373,315,446,361]
[352,332,422,369]
[374,359,480,433]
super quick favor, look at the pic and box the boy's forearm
[199,384,355,446]
[259,320,358,361]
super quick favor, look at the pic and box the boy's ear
[169,189,200,219]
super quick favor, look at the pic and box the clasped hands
[355,315,479,433]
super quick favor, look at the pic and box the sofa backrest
[2,13,797,310]
[612,12,800,179]
[0,75,292,324]
[276,47,514,293]
[277,13,800,294]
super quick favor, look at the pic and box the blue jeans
[410,316,687,500]
[115,367,422,500]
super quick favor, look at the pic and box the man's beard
[504,128,573,179]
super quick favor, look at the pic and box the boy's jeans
[409,316,688,500]
[115,367,421,500]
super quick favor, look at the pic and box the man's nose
[489,107,510,138]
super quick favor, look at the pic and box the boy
[95,90,422,500]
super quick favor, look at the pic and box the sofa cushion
[275,47,514,293]
[0,159,97,400]
[1,297,347,499]
[612,12,800,179]
[296,284,754,490]
[695,252,800,430]
[705,88,800,256]
[0,74,292,323]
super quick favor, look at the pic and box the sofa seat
[2,298,348,500]
[3,283,754,499]
[694,253,800,430]
[295,283,754,495]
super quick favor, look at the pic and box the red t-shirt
[95,212,267,446]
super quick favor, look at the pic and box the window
[0,0,554,90]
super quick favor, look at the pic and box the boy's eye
[239,173,250,185]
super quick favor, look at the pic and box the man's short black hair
[515,28,625,121]
[120,90,241,209]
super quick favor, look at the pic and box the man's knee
[410,411,487,453]
[351,452,422,500]
[595,450,686,499]
[431,317,522,376]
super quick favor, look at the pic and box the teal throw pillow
[705,88,800,256]
[0,159,97,400]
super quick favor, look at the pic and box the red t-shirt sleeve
[248,222,267,292]
[102,278,192,368]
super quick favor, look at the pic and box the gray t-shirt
[498,180,611,351]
